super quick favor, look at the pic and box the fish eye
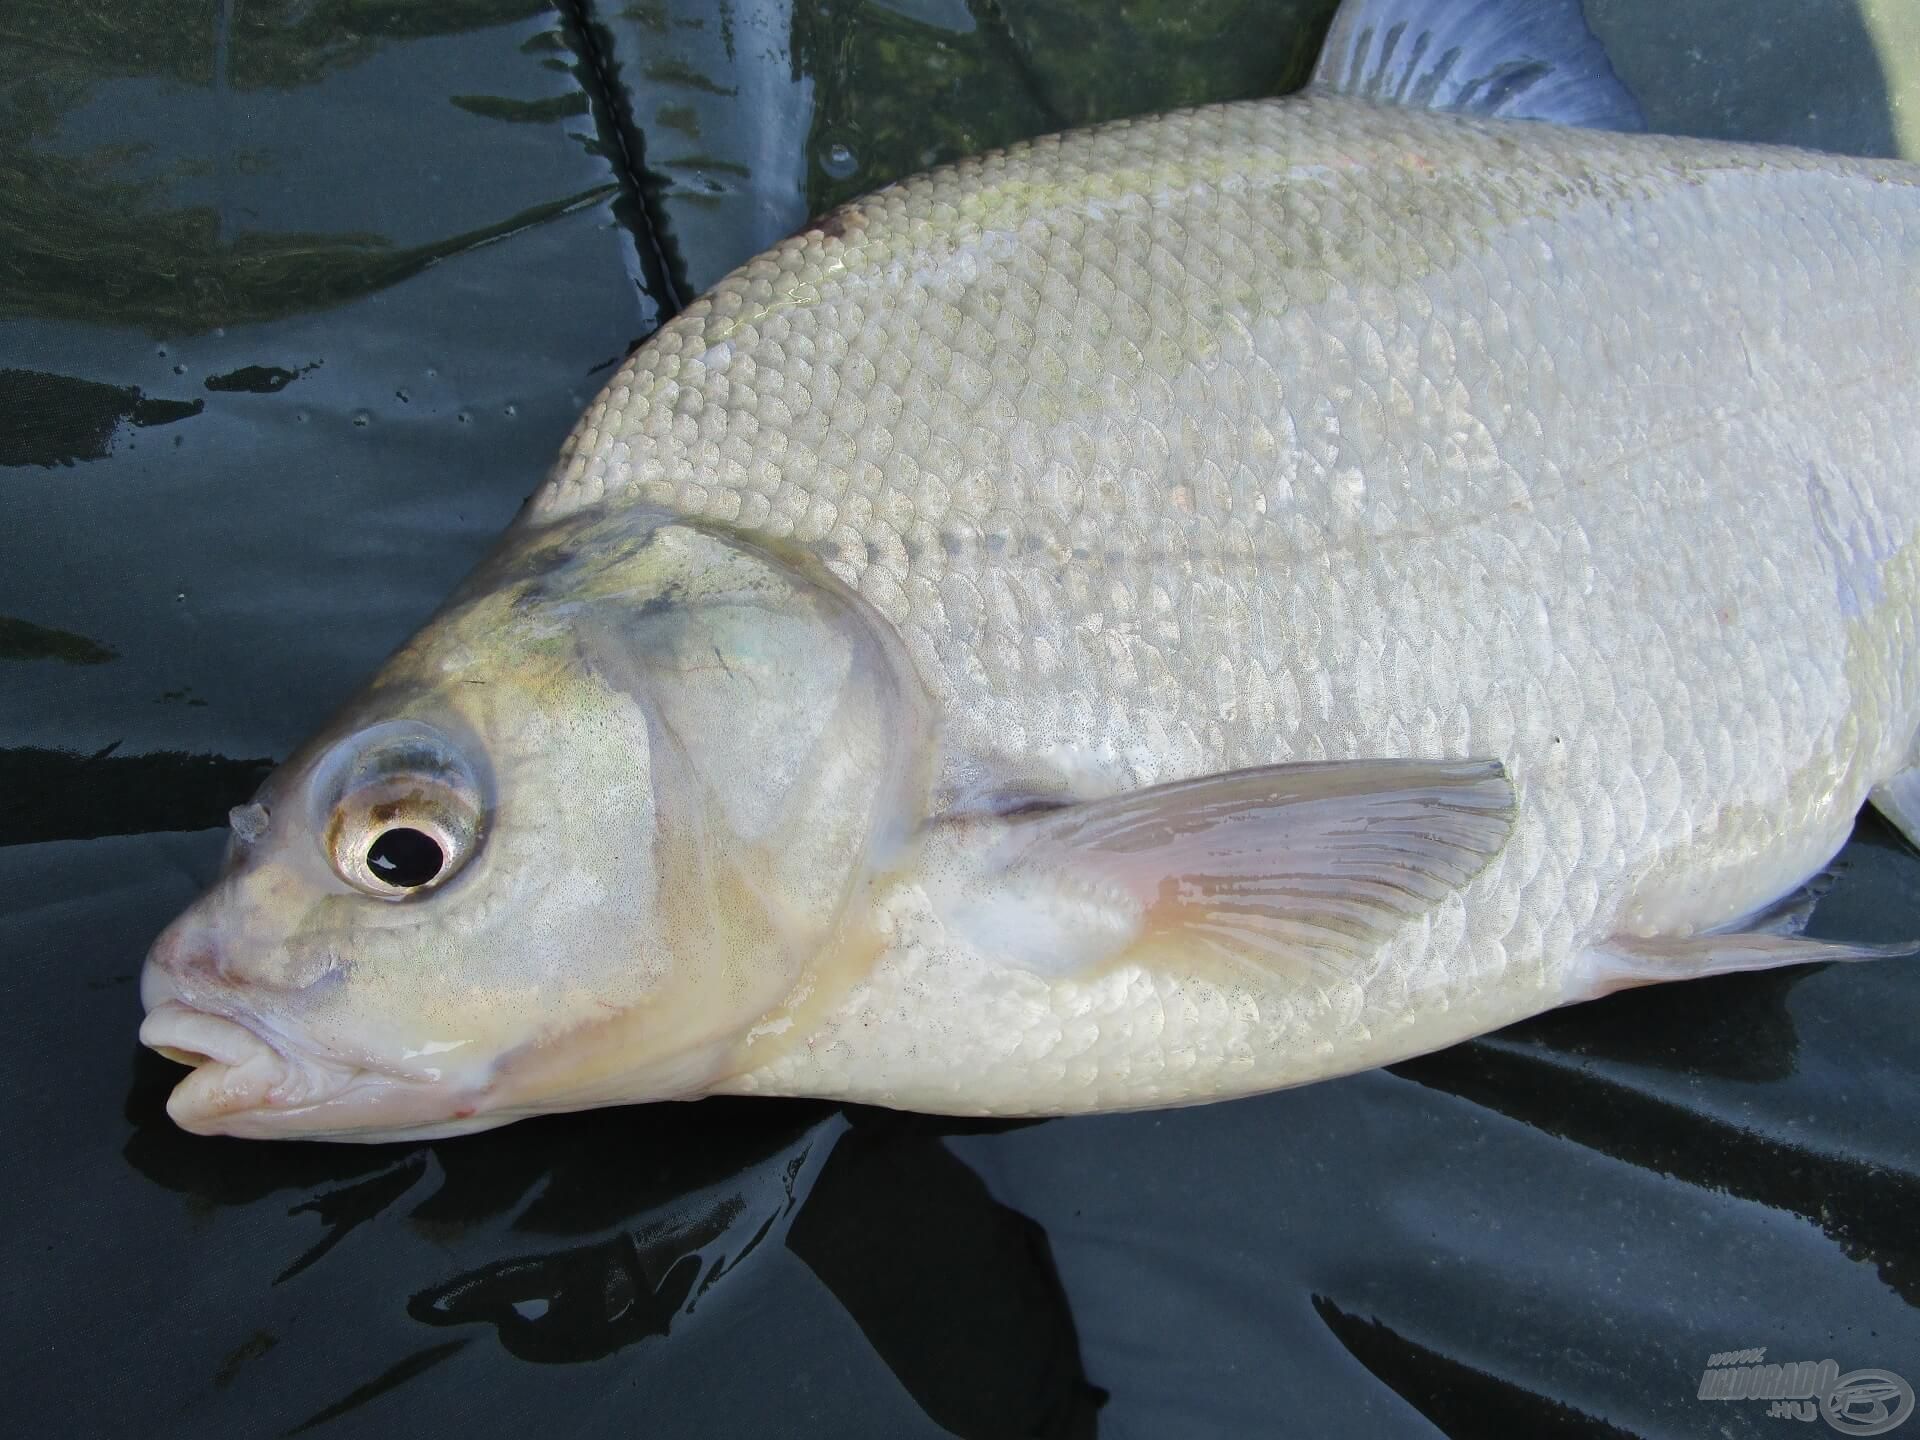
[366,826,444,888]
[313,721,486,900]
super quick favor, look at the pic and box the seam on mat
[557,0,688,320]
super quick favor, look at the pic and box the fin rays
[943,756,1518,987]
[1311,0,1645,132]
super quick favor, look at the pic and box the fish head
[140,509,926,1141]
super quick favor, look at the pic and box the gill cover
[479,511,931,1113]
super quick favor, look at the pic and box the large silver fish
[141,0,1920,1140]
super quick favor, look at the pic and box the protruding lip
[140,1003,291,1131]
[139,999,507,1142]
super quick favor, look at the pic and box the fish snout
[140,914,301,1133]
[139,912,226,1012]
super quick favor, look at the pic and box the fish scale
[537,97,1920,1109]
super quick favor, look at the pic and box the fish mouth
[139,1001,498,1142]
[140,1004,293,1125]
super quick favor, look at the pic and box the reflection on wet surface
[123,1045,1097,1435]
[0,616,118,663]
[0,368,203,467]
[1,0,601,333]
[788,1111,1105,1438]
[5,0,1920,1435]
[1393,1027,1920,1306]
[1,745,274,846]
[410,1235,707,1361]
[202,364,322,395]
[283,1339,475,1436]
[1314,1295,1642,1439]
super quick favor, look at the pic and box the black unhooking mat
[3,3,1916,1436]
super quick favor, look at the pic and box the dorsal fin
[1310,0,1645,132]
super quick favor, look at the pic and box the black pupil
[367,827,444,888]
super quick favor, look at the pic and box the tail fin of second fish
[1309,0,1645,132]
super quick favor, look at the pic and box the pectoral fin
[931,758,1516,989]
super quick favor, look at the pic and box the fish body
[552,92,1920,1113]
[140,0,1920,1139]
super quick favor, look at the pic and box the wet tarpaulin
[3,2,1918,1436]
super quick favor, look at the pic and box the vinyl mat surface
[3,2,1918,1437]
